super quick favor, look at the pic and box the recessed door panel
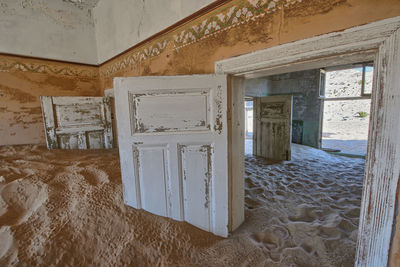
[135,145,169,217]
[179,144,213,232]
[129,90,210,134]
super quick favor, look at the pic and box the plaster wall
[0,0,98,64]
[244,78,270,97]
[0,54,100,145]
[93,0,214,63]
[98,0,400,91]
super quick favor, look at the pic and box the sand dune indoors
[0,144,363,266]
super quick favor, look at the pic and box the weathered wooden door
[114,75,230,237]
[40,96,113,149]
[253,95,292,160]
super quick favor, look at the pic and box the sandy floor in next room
[0,144,364,266]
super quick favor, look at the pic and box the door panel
[135,145,169,217]
[40,96,113,149]
[131,91,210,133]
[179,144,213,232]
[114,75,229,237]
[253,95,292,160]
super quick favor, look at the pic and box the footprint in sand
[252,231,283,250]
[79,167,110,186]
[245,197,261,209]
[300,241,313,253]
[251,188,264,194]
[245,178,257,189]
[319,225,342,239]
[344,207,360,218]
[288,204,318,223]
[338,218,355,232]
[0,179,48,226]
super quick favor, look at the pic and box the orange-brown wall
[3,0,400,146]
[0,54,100,145]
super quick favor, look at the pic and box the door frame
[216,16,400,266]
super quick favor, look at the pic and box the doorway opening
[220,18,400,266]
[240,65,371,265]
[244,99,253,155]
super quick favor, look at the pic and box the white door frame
[216,16,400,266]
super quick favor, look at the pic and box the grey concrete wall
[93,0,214,63]
[244,78,271,97]
[0,0,98,64]
[246,69,323,148]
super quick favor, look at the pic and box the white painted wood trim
[356,28,400,267]
[51,96,103,105]
[227,75,245,231]
[40,96,58,149]
[103,96,114,149]
[104,88,114,98]
[215,16,400,76]
[216,17,400,266]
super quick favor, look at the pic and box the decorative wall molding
[99,0,302,78]
[1,0,397,82]
[0,55,98,79]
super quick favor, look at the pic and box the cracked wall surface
[93,0,214,63]
[0,0,98,64]
[0,0,216,64]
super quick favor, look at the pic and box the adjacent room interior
[240,63,373,265]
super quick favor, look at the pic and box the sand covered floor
[0,144,364,266]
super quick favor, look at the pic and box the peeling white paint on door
[40,96,113,149]
[114,75,230,237]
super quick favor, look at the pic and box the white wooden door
[253,95,292,160]
[40,96,113,149]
[114,75,230,237]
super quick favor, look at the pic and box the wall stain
[0,55,99,145]
[0,84,36,103]
[284,0,348,18]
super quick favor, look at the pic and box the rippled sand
[0,144,364,266]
